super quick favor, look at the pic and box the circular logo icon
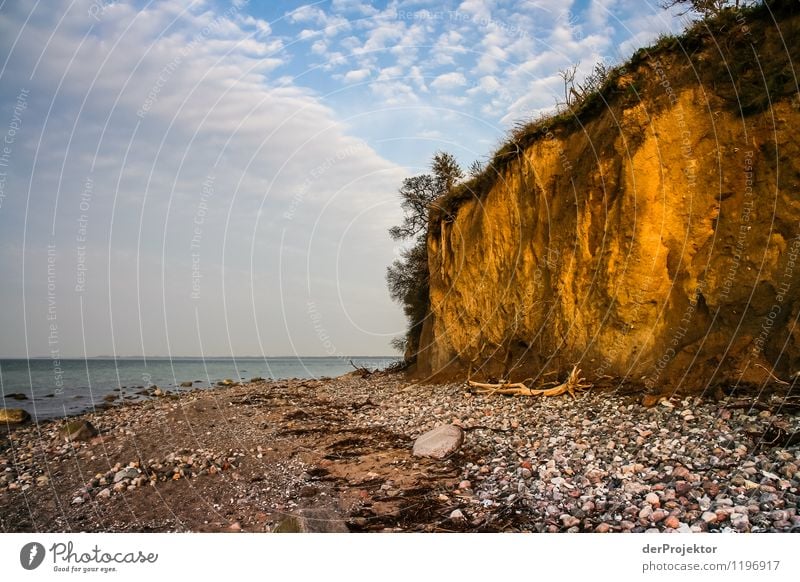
[20,542,45,570]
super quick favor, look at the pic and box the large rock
[0,408,30,424]
[60,420,98,442]
[412,425,464,459]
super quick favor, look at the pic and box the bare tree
[559,63,579,108]
[660,0,754,17]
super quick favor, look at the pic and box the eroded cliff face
[417,18,800,393]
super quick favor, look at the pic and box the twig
[755,363,790,386]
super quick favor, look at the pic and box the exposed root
[467,366,592,399]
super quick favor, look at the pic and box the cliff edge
[417,4,800,394]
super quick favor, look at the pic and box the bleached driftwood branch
[467,366,591,399]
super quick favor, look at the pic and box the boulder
[412,424,464,459]
[3,393,28,400]
[179,381,193,388]
[60,420,98,442]
[0,408,31,424]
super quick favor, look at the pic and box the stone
[113,468,138,483]
[645,492,660,506]
[702,480,720,497]
[3,393,28,400]
[60,420,98,442]
[458,480,472,490]
[0,408,30,424]
[664,516,680,529]
[732,516,750,531]
[560,514,580,528]
[449,509,465,521]
[96,488,111,499]
[412,425,464,459]
[641,394,659,407]
[651,509,668,523]
[71,496,84,505]
[675,481,692,496]
[701,511,718,524]
[672,466,691,479]
[595,523,610,533]
[180,381,193,387]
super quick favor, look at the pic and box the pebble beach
[1,372,799,533]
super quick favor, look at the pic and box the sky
[0,0,688,358]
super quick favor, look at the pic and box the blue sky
[0,0,687,357]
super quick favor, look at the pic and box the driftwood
[468,366,591,399]
[725,396,800,415]
[348,360,372,378]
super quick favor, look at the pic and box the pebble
[560,514,580,528]
[2,375,799,534]
[701,511,718,524]
[651,509,668,523]
[664,516,680,529]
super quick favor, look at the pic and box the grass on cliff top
[431,0,799,224]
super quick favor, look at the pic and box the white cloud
[0,0,407,357]
[458,0,495,21]
[431,71,467,91]
[287,5,327,25]
[343,68,371,83]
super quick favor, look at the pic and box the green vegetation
[430,0,798,225]
[387,152,463,360]
[387,0,798,360]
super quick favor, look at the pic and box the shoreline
[0,356,400,421]
[1,373,799,533]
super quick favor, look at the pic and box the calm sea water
[0,357,399,420]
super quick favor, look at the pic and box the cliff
[417,5,800,394]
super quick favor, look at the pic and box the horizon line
[0,354,402,360]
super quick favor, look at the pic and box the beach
[1,372,799,533]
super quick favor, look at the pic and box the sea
[0,356,400,420]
